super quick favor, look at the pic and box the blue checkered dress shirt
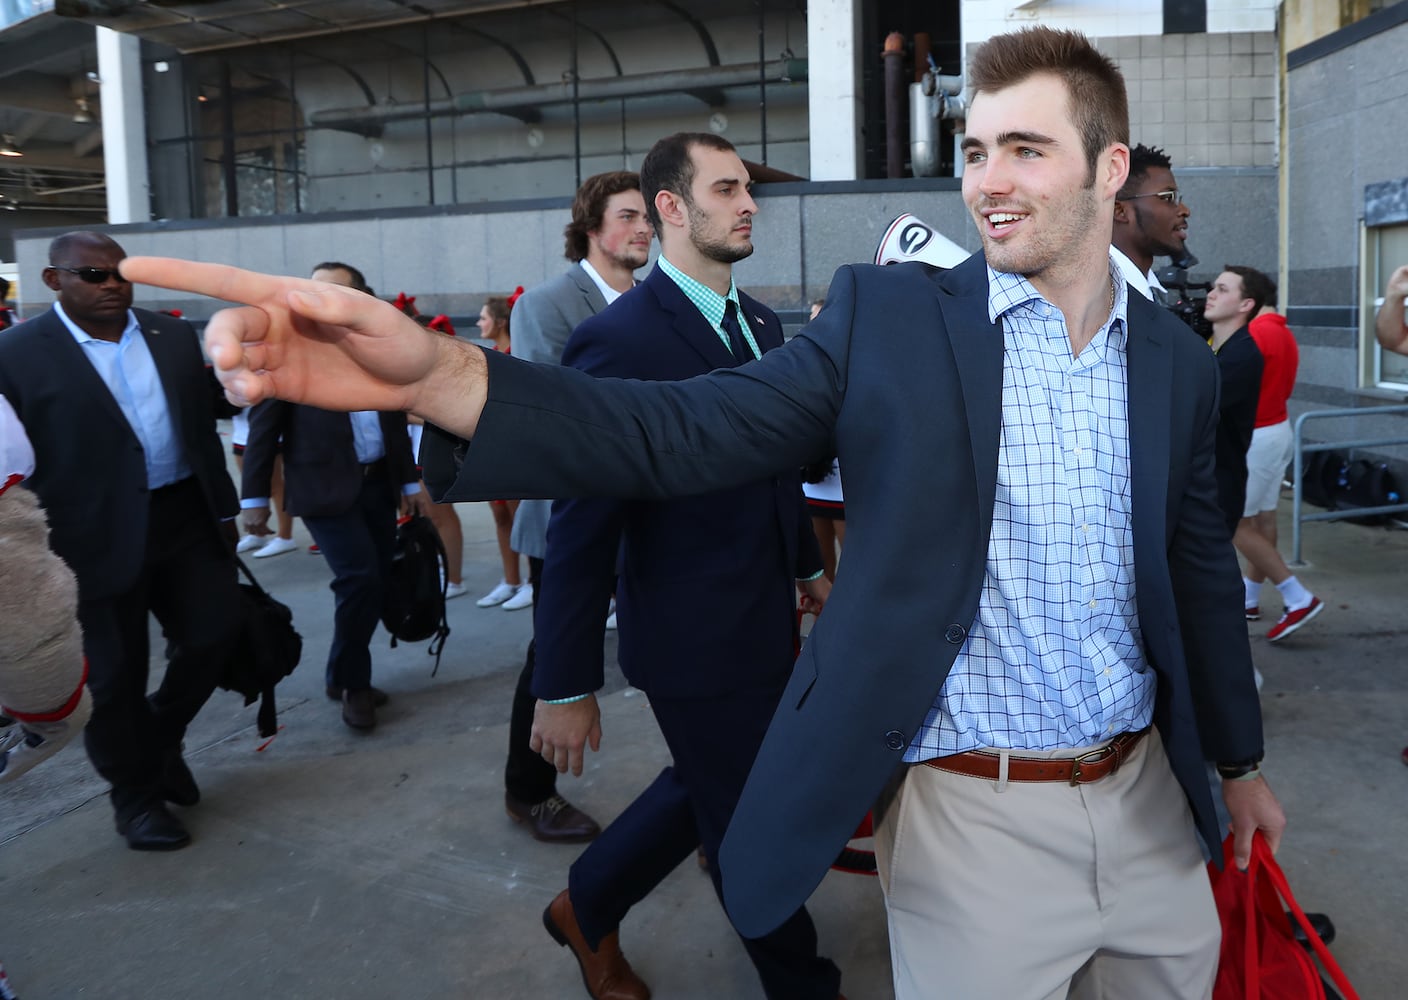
[903,259,1157,761]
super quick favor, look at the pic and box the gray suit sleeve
[511,285,573,366]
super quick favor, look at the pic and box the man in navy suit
[129,29,1286,997]
[522,132,840,1000]
[0,232,242,851]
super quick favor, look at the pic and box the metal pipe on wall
[882,32,905,179]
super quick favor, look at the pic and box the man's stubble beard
[687,202,754,265]
[978,182,1102,280]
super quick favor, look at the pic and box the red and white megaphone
[874,213,970,270]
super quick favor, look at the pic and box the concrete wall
[1285,5,1408,466]
[13,170,1277,327]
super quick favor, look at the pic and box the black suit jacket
[532,265,822,702]
[242,401,417,517]
[445,254,1263,938]
[1213,325,1264,532]
[0,306,238,600]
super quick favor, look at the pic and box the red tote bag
[1208,832,1359,1000]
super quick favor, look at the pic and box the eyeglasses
[1123,190,1184,206]
[51,266,130,284]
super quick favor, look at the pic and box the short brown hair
[563,171,641,263]
[967,27,1129,181]
[639,132,737,235]
[1223,265,1276,316]
[482,294,513,336]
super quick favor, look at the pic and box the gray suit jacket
[446,254,1262,939]
[508,264,610,558]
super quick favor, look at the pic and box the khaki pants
[873,729,1219,1000]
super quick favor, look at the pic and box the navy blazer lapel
[645,267,738,371]
[1124,295,1171,554]
[739,291,783,354]
[935,257,1004,523]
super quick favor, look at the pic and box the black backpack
[223,557,304,737]
[1300,450,1347,510]
[380,514,452,673]
[1333,458,1403,526]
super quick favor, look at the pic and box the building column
[97,26,149,224]
[807,0,862,181]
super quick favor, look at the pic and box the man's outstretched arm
[1377,264,1408,356]
[118,257,491,437]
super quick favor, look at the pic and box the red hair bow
[392,292,418,315]
[506,285,525,310]
[427,314,456,337]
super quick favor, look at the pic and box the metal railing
[1290,404,1408,564]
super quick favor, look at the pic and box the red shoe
[308,543,321,554]
[1245,605,1261,621]
[1267,597,1323,642]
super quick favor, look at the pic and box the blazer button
[945,624,968,644]
[884,730,906,751]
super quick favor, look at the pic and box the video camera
[1155,251,1213,340]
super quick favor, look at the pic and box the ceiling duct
[310,58,807,133]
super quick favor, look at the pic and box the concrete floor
[2,479,1404,999]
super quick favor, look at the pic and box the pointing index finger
[118,256,311,307]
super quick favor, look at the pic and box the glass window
[1367,223,1408,388]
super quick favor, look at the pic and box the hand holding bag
[1208,832,1359,1000]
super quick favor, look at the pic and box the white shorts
[1244,420,1293,516]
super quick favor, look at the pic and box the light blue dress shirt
[56,302,191,489]
[904,260,1157,760]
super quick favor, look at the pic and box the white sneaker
[501,583,534,611]
[477,580,517,607]
[445,581,469,600]
[253,536,297,559]
[236,534,267,554]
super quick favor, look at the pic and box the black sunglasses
[52,266,130,284]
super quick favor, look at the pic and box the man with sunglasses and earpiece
[1111,143,1191,303]
[0,231,244,852]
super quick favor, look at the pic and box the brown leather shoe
[543,889,650,1000]
[341,688,377,730]
[326,685,390,706]
[505,793,601,843]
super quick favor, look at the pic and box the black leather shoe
[1293,911,1337,948]
[341,688,377,730]
[506,793,601,843]
[117,802,192,851]
[162,751,200,808]
[326,685,389,707]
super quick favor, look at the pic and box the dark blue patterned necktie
[721,300,752,364]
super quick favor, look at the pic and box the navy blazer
[242,401,417,518]
[0,306,238,600]
[448,254,1263,938]
[533,265,823,702]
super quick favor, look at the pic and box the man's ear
[41,267,61,293]
[1113,199,1131,224]
[654,189,686,231]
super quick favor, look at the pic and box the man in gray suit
[501,170,653,842]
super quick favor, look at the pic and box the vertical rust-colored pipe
[883,31,906,178]
[914,32,931,83]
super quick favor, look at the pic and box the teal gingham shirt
[655,255,761,361]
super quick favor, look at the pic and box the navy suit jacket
[0,306,238,600]
[445,254,1263,938]
[533,265,822,702]
[242,401,417,517]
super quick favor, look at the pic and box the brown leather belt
[923,728,1149,786]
